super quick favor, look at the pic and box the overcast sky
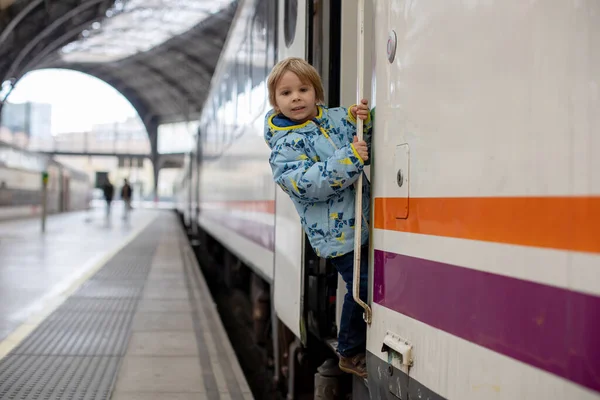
[7,69,138,134]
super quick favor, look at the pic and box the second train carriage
[0,141,91,220]
[177,1,600,399]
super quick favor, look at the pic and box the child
[264,57,372,379]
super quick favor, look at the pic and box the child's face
[274,71,318,123]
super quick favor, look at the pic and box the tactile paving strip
[93,257,154,280]
[57,297,139,313]
[0,355,120,400]
[11,311,136,356]
[73,280,145,299]
[0,219,161,400]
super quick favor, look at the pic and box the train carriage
[177,1,600,399]
[0,141,91,220]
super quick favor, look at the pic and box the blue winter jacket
[265,105,372,258]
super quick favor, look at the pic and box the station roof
[0,0,237,130]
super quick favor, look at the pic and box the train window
[220,78,230,146]
[284,0,298,48]
[251,8,263,89]
[207,119,216,156]
[214,89,223,152]
[201,117,207,144]
[223,64,235,141]
[233,59,239,123]
[250,1,268,113]
[236,37,250,125]
[196,127,203,164]
[267,0,277,67]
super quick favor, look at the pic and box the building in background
[0,102,52,146]
[0,126,12,143]
[51,116,154,200]
[92,117,146,141]
[1,105,184,201]
[42,116,150,154]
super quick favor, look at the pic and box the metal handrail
[352,0,372,325]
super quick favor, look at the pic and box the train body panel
[271,0,309,340]
[368,1,600,399]
[177,0,600,398]
[175,153,194,226]
[196,0,277,282]
[0,142,91,220]
[198,112,275,282]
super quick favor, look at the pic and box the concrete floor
[0,206,158,342]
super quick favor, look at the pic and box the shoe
[339,353,368,379]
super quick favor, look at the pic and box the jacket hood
[264,106,325,149]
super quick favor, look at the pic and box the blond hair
[267,57,325,109]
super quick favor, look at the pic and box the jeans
[123,200,131,221]
[329,244,369,357]
[105,200,112,219]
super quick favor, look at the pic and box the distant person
[0,181,8,206]
[120,178,132,221]
[84,189,93,223]
[102,178,114,220]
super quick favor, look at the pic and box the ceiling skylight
[60,0,235,63]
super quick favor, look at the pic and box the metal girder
[130,59,196,120]
[159,159,184,169]
[38,150,151,158]
[0,0,16,10]
[168,46,213,84]
[0,0,44,48]
[1,1,237,132]
[194,25,228,50]
[3,0,105,82]
[21,19,104,73]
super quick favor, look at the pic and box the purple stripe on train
[373,250,600,393]
[203,211,274,251]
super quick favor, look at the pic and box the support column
[152,157,160,202]
[147,119,160,202]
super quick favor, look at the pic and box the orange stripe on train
[374,196,600,254]
[201,200,275,214]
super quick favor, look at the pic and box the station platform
[0,208,253,399]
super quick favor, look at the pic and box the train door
[272,0,310,344]
[193,127,202,232]
[336,2,375,398]
[57,169,63,212]
[187,150,195,230]
[46,164,59,213]
[330,0,375,354]
[303,0,344,344]
[63,175,70,211]
[58,169,71,212]
[272,0,376,352]
[183,152,192,228]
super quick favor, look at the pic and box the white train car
[367,2,599,400]
[174,152,196,228]
[195,0,277,283]
[0,141,91,220]
[179,1,600,399]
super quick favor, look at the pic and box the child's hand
[352,136,369,161]
[351,99,370,121]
